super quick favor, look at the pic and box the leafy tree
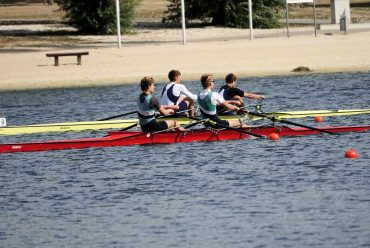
[56,0,140,34]
[163,0,285,29]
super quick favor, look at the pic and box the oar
[120,122,138,131]
[211,121,266,138]
[98,110,137,121]
[248,111,337,135]
[105,122,139,140]
[182,118,210,129]
[187,116,266,139]
[113,119,203,141]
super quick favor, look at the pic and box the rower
[218,73,266,115]
[161,69,197,117]
[198,74,249,128]
[137,76,183,132]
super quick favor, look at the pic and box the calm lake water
[1,72,370,247]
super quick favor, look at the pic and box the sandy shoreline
[1,27,370,91]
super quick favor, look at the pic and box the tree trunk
[211,5,225,25]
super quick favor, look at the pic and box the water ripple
[1,72,370,248]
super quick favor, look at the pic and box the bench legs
[54,56,59,66]
[52,56,83,66]
[49,54,87,66]
[77,55,82,65]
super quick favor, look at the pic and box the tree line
[55,0,285,34]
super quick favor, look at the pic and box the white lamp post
[115,0,122,48]
[181,0,187,45]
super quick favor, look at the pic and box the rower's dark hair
[140,76,154,91]
[225,73,237,83]
[200,74,212,88]
[168,69,181,81]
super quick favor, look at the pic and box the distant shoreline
[1,27,370,92]
[3,70,370,93]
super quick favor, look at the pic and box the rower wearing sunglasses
[197,74,249,128]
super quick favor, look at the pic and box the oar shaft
[98,110,137,121]
[120,123,138,131]
[187,116,265,138]
[183,119,207,129]
[213,122,265,138]
[275,118,335,135]
[248,111,337,135]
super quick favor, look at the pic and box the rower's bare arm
[163,105,179,111]
[225,99,242,106]
[244,92,266,100]
[177,95,186,104]
[221,101,239,111]
[180,86,197,100]
[159,106,175,116]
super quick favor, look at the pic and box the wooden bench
[46,51,89,66]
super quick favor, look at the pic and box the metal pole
[285,0,290,38]
[115,0,122,48]
[313,0,317,37]
[248,0,253,40]
[181,0,187,45]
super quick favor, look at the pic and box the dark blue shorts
[141,119,168,132]
[178,101,189,112]
[200,111,230,127]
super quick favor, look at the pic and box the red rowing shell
[0,125,369,154]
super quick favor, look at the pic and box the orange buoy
[314,116,324,123]
[268,133,280,141]
[345,149,359,159]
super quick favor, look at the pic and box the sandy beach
[1,26,370,91]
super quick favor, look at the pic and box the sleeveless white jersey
[161,82,197,106]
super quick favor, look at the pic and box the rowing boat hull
[1,109,369,136]
[1,125,369,154]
